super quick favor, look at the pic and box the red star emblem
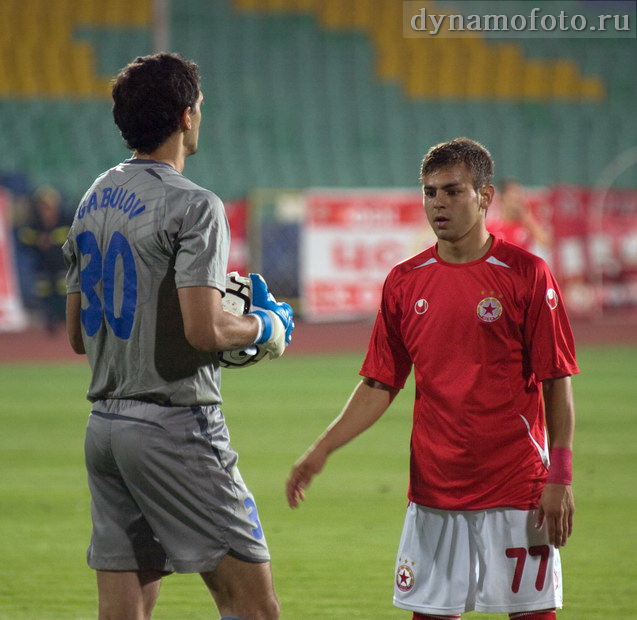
[477,297,502,322]
[396,564,414,591]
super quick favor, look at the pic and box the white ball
[218,273,268,369]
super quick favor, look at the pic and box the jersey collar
[432,235,500,268]
[123,158,175,169]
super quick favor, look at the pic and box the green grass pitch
[0,346,635,619]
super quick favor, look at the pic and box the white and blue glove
[248,273,294,359]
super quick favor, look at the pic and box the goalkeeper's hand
[248,273,294,359]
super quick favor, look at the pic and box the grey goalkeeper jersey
[63,159,229,405]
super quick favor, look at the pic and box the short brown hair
[420,138,494,189]
[112,53,201,154]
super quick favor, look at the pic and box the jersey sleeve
[62,233,80,294]
[174,192,230,291]
[359,271,412,389]
[523,259,579,381]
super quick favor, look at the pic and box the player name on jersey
[77,187,146,221]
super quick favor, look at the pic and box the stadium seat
[0,0,635,208]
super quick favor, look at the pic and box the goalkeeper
[287,138,577,620]
[63,53,291,620]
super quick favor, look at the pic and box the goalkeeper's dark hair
[112,53,201,154]
[420,138,494,189]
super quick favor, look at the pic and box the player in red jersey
[287,138,577,620]
[489,179,552,253]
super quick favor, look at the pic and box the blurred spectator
[493,178,552,252]
[18,186,70,333]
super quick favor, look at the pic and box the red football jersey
[489,219,533,251]
[360,236,579,511]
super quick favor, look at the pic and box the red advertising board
[300,186,637,320]
[0,190,27,331]
[548,185,637,313]
[225,198,248,275]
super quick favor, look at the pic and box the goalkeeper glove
[248,273,294,359]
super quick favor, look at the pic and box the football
[218,272,268,369]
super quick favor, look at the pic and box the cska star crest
[477,297,503,322]
[396,563,415,592]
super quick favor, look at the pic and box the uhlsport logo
[414,298,428,315]
[477,297,503,322]
[546,288,559,310]
[396,561,415,592]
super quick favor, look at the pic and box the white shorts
[394,503,562,615]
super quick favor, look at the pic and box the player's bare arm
[537,375,576,548]
[66,292,85,354]
[178,285,261,352]
[286,377,399,508]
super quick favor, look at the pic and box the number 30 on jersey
[77,230,137,340]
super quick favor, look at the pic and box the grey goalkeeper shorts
[84,399,270,573]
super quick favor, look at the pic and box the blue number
[103,232,137,340]
[77,231,137,340]
[77,231,104,337]
[244,497,264,540]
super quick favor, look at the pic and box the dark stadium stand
[0,0,635,206]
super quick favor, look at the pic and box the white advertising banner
[301,190,428,320]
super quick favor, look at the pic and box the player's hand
[536,483,574,548]
[249,273,294,359]
[286,445,328,508]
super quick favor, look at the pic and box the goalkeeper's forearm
[178,285,262,352]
